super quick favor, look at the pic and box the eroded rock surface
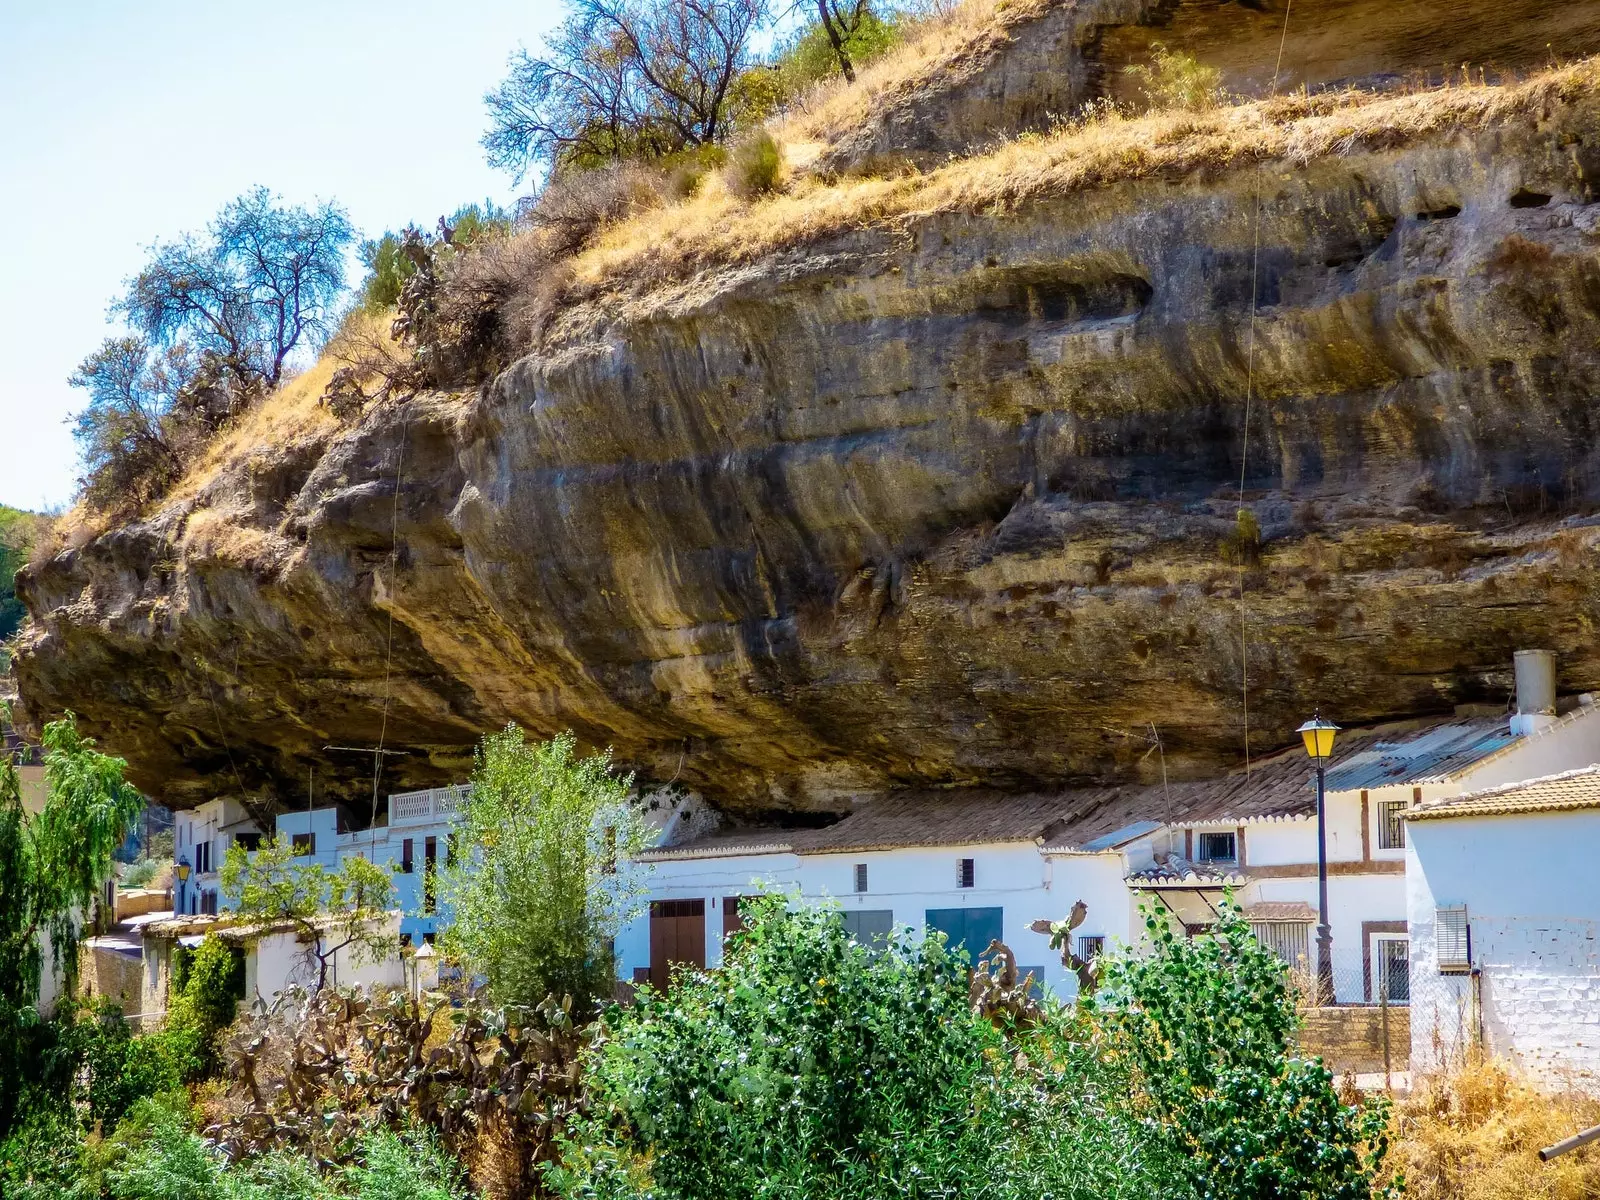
[18,79,1600,817]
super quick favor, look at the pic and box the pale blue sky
[0,0,562,511]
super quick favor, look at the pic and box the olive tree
[438,726,650,1015]
[219,837,396,994]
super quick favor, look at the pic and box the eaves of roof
[1407,765,1600,821]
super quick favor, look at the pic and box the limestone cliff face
[18,70,1600,817]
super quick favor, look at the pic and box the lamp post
[1296,713,1339,1005]
[175,856,191,916]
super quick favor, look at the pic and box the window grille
[1077,935,1105,963]
[957,858,975,888]
[854,863,869,893]
[1376,937,1410,1002]
[1436,905,1471,971]
[1197,831,1237,864]
[1377,800,1406,850]
[1250,921,1310,967]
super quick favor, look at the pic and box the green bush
[342,1126,467,1200]
[728,131,781,198]
[1124,42,1225,111]
[1094,904,1396,1200]
[551,895,1166,1200]
[106,1095,221,1200]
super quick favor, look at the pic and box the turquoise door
[924,907,1004,964]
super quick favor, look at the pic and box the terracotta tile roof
[1242,901,1318,922]
[1407,765,1600,821]
[641,715,1542,862]
[1125,855,1245,886]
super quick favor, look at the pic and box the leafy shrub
[770,8,901,95]
[226,1151,335,1200]
[1094,904,1395,1200]
[551,895,1167,1200]
[123,857,161,888]
[357,202,512,315]
[728,131,782,198]
[342,1125,468,1200]
[107,1095,222,1200]
[1124,42,1225,111]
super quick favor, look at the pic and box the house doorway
[649,898,706,990]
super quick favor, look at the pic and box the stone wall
[78,943,146,1017]
[1298,1005,1411,1074]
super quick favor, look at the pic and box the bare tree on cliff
[70,189,353,515]
[482,0,771,180]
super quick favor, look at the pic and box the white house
[173,797,263,916]
[1405,767,1600,1090]
[617,651,1600,1007]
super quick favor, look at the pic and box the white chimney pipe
[1511,649,1557,735]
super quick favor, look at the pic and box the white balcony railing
[388,784,471,827]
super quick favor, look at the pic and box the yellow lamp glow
[1296,714,1339,761]
[176,858,191,883]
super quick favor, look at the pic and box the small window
[234,832,261,853]
[957,858,975,889]
[401,837,414,874]
[1077,935,1105,963]
[1197,831,1237,864]
[1377,801,1406,850]
[854,863,869,893]
[291,832,315,856]
[1437,905,1471,972]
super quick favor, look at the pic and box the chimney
[1510,649,1557,736]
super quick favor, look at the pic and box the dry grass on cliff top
[568,56,1600,301]
[1387,1058,1600,1200]
[774,0,1053,167]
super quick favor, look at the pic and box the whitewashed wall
[617,844,1136,997]
[1454,706,1600,791]
[242,916,406,1006]
[1408,809,1600,1089]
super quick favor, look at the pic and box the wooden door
[649,899,706,990]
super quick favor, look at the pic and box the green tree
[551,895,1167,1200]
[0,505,45,648]
[219,837,396,993]
[438,726,649,1015]
[1093,902,1396,1200]
[0,710,144,1138]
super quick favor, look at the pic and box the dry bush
[212,986,585,1200]
[1125,42,1225,112]
[1388,1058,1600,1200]
[775,0,1042,159]
[727,130,783,197]
[526,161,669,258]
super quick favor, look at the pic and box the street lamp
[1296,714,1339,1004]
[176,856,191,916]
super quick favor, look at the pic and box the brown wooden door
[649,899,706,990]
[723,896,746,940]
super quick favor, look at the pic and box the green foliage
[225,1151,336,1200]
[439,726,648,1015]
[0,504,43,647]
[107,1095,221,1200]
[158,934,245,1078]
[340,1125,467,1200]
[1124,42,1225,110]
[552,895,1168,1200]
[728,131,782,198]
[220,835,396,993]
[771,8,900,95]
[123,857,161,888]
[1094,903,1396,1200]
[357,202,511,314]
[0,711,143,1138]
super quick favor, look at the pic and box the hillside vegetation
[0,506,43,649]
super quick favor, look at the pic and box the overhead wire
[1236,0,1295,779]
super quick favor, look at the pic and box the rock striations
[16,3,1600,818]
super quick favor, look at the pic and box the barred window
[1077,935,1105,963]
[957,858,975,888]
[1436,905,1471,971]
[1197,831,1237,864]
[1250,921,1310,968]
[1377,800,1406,850]
[854,863,869,894]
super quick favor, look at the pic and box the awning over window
[1140,888,1227,928]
